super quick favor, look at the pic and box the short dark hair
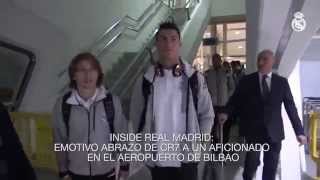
[68,52,104,89]
[212,53,222,62]
[156,21,181,40]
[231,60,241,67]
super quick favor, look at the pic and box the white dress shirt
[74,89,98,110]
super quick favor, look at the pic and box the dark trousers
[70,172,115,180]
[150,163,198,180]
[243,140,282,180]
[212,106,233,143]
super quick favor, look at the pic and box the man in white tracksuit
[129,22,214,180]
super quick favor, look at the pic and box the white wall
[0,0,70,112]
[278,0,320,78]
[12,0,155,53]
[0,0,164,112]
[299,39,320,98]
[280,60,305,180]
[1,0,212,112]
[11,0,159,71]
[300,60,320,98]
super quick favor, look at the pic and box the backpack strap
[62,91,116,136]
[62,92,72,137]
[103,93,115,134]
[138,77,152,133]
[189,72,199,112]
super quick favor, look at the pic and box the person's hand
[108,170,116,178]
[297,135,307,146]
[117,170,129,180]
[62,174,72,180]
[218,113,228,124]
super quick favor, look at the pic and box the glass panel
[194,22,247,71]
[216,44,224,56]
[203,32,211,38]
[227,22,246,30]
[217,24,224,41]
[203,25,212,38]
[225,56,246,64]
[226,41,246,56]
[227,29,246,41]
[202,46,211,57]
[0,45,32,106]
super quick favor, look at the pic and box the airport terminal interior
[1,0,320,179]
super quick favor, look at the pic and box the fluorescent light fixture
[312,35,320,39]
[313,28,320,39]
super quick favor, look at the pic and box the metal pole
[220,123,224,180]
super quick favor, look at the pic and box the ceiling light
[312,35,320,39]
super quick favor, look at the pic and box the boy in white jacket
[53,53,128,180]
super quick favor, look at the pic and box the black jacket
[0,103,37,180]
[226,72,304,142]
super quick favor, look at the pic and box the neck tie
[262,75,269,99]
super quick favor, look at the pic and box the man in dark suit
[0,102,37,180]
[218,49,307,180]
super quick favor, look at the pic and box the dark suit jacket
[0,103,37,180]
[226,72,304,142]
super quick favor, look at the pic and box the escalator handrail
[113,0,201,97]
[57,0,161,78]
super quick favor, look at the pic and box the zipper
[77,99,105,179]
[86,108,92,179]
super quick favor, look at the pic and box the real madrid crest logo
[291,12,306,32]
